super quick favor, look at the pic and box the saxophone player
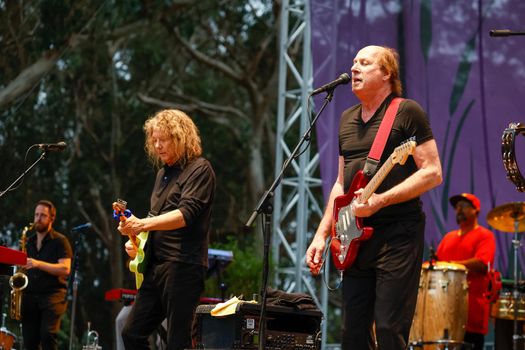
[18,200,72,350]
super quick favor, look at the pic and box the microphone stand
[68,227,84,350]
[0,151,47,199]
[245,89,336,350]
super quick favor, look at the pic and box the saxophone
[9,223,32,321]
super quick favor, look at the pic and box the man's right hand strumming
[124,240,137,259]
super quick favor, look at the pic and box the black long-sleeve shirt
[149,157,215,267]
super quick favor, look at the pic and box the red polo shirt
[436,225,496,334]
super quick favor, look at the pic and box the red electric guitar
[330,140,416,271]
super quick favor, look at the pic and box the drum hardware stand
[511,219,524,350]
[486,202,525,350]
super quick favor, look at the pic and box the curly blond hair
[143,109,202,168]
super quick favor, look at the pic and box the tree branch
[77,199,111,249]
[0,50,60,109]
[169,26,245,84]
[137,93,245,139]
[84,179,113,248]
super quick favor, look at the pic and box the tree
[0,0,282,347]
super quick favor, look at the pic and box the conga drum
[409,261,468,349]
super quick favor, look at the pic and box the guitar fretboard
[359,140,415,203]
[359,155,395,203]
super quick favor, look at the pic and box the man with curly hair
[118,109,216,350]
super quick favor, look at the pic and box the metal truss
[272,0,334,348]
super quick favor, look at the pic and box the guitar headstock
[113,198,127,211]
[392,138,416,165]
[112,198,131,222]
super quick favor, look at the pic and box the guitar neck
[360,155,395,202]
[128,234,139,248]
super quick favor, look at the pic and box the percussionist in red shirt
[436,193,496,350]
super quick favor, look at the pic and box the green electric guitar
[113,199,149,289]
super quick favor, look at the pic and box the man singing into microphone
[306,45,442,349]
[20,200,72,350]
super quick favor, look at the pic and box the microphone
[489,29,525,37]
[37,141,67,152]
[310,73,351,96]
[72,222,92,231]
[489,29,511,37]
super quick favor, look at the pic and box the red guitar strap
[362,97,404,178]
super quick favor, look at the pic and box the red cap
[449,193,481,211]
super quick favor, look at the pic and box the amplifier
[194,302,322,350]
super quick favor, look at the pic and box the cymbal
[486,202,525,232]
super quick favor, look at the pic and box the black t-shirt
[338,94,434,225]
[149,157,215,267]
[25,228,73,293]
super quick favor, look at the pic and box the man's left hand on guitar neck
[118,214,146,237]
[352,190,386,218]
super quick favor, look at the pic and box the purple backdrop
[311,0,525,274]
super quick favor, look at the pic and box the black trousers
[463,331,484,350]
[21,290,67,350]
[342,219,425,350]
[122,261,205,350]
